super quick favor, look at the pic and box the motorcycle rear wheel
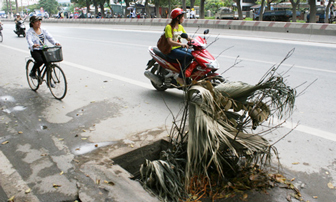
[150,65,168,91]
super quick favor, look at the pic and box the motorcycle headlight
[205,59,220,70]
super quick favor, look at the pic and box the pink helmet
[170,8,185,19]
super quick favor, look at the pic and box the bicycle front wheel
[48,64,67,100]
[26,59,40,91]
[0,32,3,42]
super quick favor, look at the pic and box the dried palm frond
[186,85,272,185]
[139,50,304,201]
[140,157,186,202]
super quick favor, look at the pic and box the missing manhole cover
[112,139,171,178]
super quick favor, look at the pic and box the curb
[2,18,336,36]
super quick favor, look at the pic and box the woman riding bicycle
[26,15,61,79]
[165,8,193,86]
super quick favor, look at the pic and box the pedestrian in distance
[26,16,61,79]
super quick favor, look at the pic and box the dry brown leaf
[81,138,87,140]
[8,196,15,201]
[18,131,23,134]
[95,144,98,147]
[1,141,9,145]
[327,182,334,189]
[96,179,100,184]
[25,188,31,194]
[60,171,64,175]
[292,162,300,165]
[290,178,295,181]
[53,184,61,188]
[243,193,248,199]
[313,196,318,199]
[104,180,115,186]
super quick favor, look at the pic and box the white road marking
[1,41,335,142]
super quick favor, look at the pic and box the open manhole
[112,139,171,179]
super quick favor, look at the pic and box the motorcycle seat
[153,47,178,63]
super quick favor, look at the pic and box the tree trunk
[15,0,18,14]
[155,0,161,18]
[125,0,130,17]
[308,0,316,23]
[259,0,266,21]
[168,0,171,16]
[236,0,243,20]
[325,0,332,23]
[100,3,105,18]
[200,0,205,19]
[190,0,195,9]
[266,0,271,11]
[6,0,9,18]
[182,0,186,11]
[145,0,150,18]
[93,0,99,16]
[86,0,91,16]
[290,0,300,22]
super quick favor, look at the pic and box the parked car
[307,5,335,23]
[253,5,300,22]
[215,7,246,20]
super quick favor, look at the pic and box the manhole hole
[112,139,171,178]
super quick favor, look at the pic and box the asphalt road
[0,22,336,202]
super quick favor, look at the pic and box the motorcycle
[14,20,26,37]
[144,29,224,91]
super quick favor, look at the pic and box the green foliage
[205,0,234,16]
[1,1,16,13]
[38,0,59,14]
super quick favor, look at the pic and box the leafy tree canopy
[39,0,59,14]
[1,1,16,13]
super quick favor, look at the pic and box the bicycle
[26,46,67,100]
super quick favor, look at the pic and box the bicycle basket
[42,47,63,63]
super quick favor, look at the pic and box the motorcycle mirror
[204,29,209,35]
[181,33,188,39]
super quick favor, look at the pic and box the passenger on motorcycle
[165,8,193,86]
[14,13,22,32]
[26,16,61,79]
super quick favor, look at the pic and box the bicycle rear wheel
[48,64,67,100]
[26,59,40,91]
[0,32,3,42]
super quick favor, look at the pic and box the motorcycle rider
[165,8,193,86]
[26,16,61,79]
[14,13,22,33]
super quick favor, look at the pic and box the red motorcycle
[145,29,224,91]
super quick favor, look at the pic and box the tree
[38,0,59,15]
[325,0,334,23]
[289,0,300,22]
[15,0,18,14]
[2,0,15,16]
[235,0,243,20]
[71,0,92,15]
[155,0,161,18]
[200,0,205,19]
[308,0,316,23]
[259,0,266,21]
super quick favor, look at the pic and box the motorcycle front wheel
[150,65,167,91]
[208,75,225,86]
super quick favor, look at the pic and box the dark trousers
[30,50,45,74]
[167,47,193,78]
